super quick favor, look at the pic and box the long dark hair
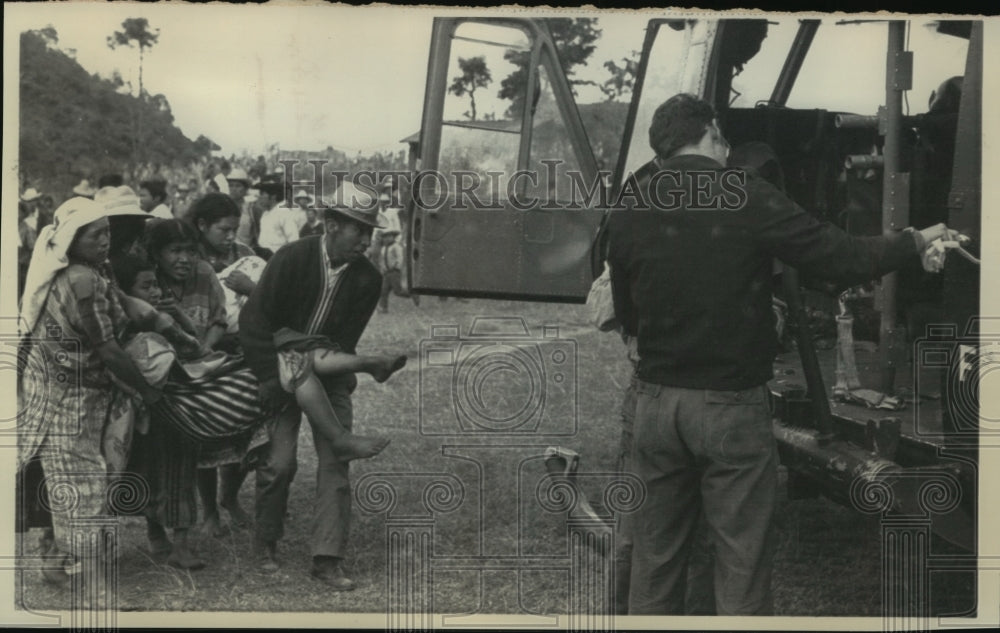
[146,218,200,259]
[190,193,241,231]
[110,253,154,293]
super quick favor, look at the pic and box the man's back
[608,154,917,391]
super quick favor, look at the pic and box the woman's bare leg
[294,372,389,460]
[197,468,227,537]
[218,464,251,528]
[310,349,407,383]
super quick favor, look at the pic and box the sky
[3,3,977,164]
[8,2,647,157]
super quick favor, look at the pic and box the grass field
[15,297,976,618]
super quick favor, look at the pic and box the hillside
[18,28,215,195]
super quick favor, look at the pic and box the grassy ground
[15,297,976,616]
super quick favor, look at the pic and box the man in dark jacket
[607,93,957,615]
[239,181,384,590]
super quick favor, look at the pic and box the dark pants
[628,380,777,616]
[616,375,716,615]
[255,376,353,559]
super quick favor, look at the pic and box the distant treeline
[19,28,218,196]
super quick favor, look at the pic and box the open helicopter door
[408,18,604,303]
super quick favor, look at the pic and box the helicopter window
[782,20,968,116]
[523,64,586,206]
[619,20,692,181]
[727,20,798,108]
[438,22,532,203]
[787,20,968,114]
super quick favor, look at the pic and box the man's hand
[916,223,971,272]
[258,377,286,413]
[224,271,256,296]
[917,223,964,246]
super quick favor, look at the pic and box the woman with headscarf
[17,196,162,592]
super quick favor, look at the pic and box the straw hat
[226,167,251,185]
[72,179,97,198]
[323,181,385,228]
[293,189,315,205]
[94,186,148,217]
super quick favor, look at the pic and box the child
[377,229,418,313]
[112,254,209,361]
[299,205,325,239]
[112,254,404,462]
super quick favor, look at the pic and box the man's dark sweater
[239,235,382,388]
[607,154,920,391]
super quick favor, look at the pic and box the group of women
[16,186,304,591]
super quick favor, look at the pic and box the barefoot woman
[18,197,161,590]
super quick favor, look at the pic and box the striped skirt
[139,359,270,527]
[151,362,267,445]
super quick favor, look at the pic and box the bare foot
[199,513,229,538]
[220,499,252,529]
[147,522,173,561]
[334,434,391,461]
[167,544,206,571]
[370,355,407,383]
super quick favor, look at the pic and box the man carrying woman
[239,180,388,589]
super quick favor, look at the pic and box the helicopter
[404,13,982,576]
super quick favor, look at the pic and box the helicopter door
[408,18,603,303]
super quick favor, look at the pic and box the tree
[498,18,601,119]
[32,25,58,48]
[107,17,159,99]
[107,18,159,171]
[600,51,640,102]
[19,29,215,192]
[448,56,492,121]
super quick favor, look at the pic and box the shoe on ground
[253,537,279,573]
[310,559,356,591]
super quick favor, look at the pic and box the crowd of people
[16,170,410,603]
[18,163,420,321]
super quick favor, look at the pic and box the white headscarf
[19,191,147,338]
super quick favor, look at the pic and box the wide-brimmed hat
[21,188,42,202]
[256,174,285,196]
[94,186,149,217]
[72,179,97,197]
[20,196,147,337]
[324,181,384,229]
[293,189,314,205]
[226,167,251,185]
